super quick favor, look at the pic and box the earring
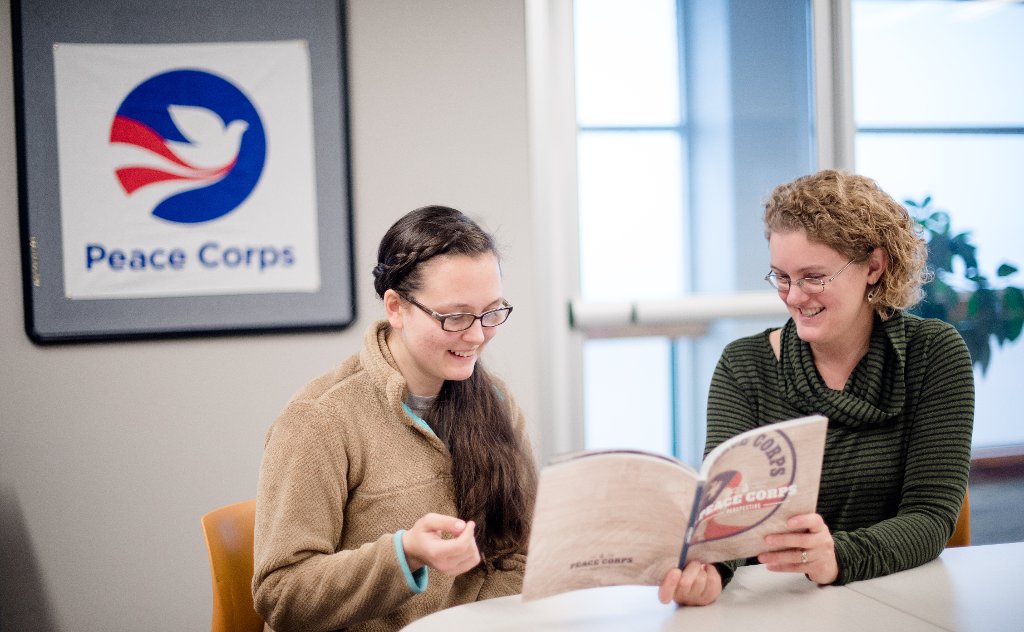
[867,288,876,303]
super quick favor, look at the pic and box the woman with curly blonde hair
[762,169,932,317]
[660,170,974,607]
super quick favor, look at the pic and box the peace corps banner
[53,41,320,299]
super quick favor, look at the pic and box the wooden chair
[201,499,265,632]
[947,488,971,548]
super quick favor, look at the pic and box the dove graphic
[109,69,266,224]
[111,105,248,195]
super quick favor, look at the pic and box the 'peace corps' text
[85,242,295,272]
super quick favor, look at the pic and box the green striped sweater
[706,311,974,585]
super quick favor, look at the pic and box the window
[570,0,1021,458]
[852,0,1024,448]
[573,0,814,463]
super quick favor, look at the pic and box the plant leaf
[950,233,979,273]
[997,263,1019,277]
[1003,288,1024,341]
[960,323,991,375]
[966,288,997,319]
[928,239,954,273]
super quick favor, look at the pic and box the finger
[416,513,467,536]
[679,560,704,585]
[433,528,481,574]
[760,550,809,573]
[447,534,481,565]
[786,512,825,532]
[453,520,476,542]
[436,541,482,576]
[659,568,682,604]
[678,568,707,603]
[759,547,802,561]
[764,533,812,550]
[436,528,477,554]
[700,565,722,603]
[671,561,702,601]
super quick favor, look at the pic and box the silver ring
[801,550,809,564]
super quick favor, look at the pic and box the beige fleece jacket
[253,321,532,632]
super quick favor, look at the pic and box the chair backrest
[946,487,971,548]
[201,499,265,632]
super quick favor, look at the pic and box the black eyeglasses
[399,293,513,332]
[764,258,861,294]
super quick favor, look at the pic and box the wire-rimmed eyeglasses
[399,293,513,332]
[764,258,862,294]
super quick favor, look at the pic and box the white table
[403,542,1023,631]
[844,541,1024,632]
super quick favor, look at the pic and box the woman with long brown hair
[253,205,537,632]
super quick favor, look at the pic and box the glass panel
[574,0,680,127]
[973,344,1024,447]
[680,317,789,467]
[573,0,815,459]
[856,135,1024,278]
[583,337,672,453]
[856,133,1024,448]
[577,131,685,300]
[853,1,1024,127]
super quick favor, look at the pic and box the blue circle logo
[110,69,266,224]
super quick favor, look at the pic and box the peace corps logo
[690,428,799,544]
[109,69,266,224]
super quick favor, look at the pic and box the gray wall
[0,1,545,630]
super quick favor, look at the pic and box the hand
[401,513,481,576]
[658,561,722,606]
[759,513,839,584]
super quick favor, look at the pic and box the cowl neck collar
[779,311,907,428]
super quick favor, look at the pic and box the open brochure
[522,414,828,601]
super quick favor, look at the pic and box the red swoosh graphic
[114,161,235,195]
[110,115,236,195]
[110,116,195,169]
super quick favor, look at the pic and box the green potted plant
[906,197,1024,375]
